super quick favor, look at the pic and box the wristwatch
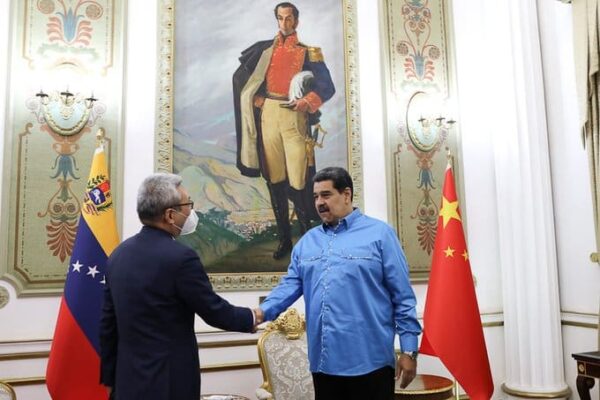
[401,350,418,360]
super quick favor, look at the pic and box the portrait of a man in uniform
[233,2,336,260]
[172,0,350,274]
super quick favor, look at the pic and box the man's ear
[164,208,175,224]
[344,187,352,203]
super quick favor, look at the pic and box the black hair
[313,167,353,201]
[274,2,299,19]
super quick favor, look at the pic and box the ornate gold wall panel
[0,0,125,295]
[383,0,460,279]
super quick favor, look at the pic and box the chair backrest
[257,308,314,400]
[0,381,16,400]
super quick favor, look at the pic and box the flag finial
[96,128,105,146]
[446,147,453,169]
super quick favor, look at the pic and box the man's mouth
[318,206,329,213]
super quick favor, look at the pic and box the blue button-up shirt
[261,209,421,376]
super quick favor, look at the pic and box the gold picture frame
[155,0,363,291]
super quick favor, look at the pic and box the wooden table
[572,351,600,400]
[395,374,454,400]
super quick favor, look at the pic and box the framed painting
[156,0,362,290]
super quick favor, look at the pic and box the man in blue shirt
[258,166,422,400]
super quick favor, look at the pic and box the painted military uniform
[233,32,335,259]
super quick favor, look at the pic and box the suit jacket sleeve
[175,247,254,332]
[99,262,118,386]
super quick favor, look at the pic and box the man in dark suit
[99,173,263,400]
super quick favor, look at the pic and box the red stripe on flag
[46,298,108,400]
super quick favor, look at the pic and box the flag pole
[454,379,460,400]
[448,148,459,400]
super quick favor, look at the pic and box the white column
[491,0,569,397]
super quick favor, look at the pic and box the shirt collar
[321,208,361,232]
[275,31,299,47]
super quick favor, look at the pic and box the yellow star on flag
[443,246,455,257]
[462,250,469,261]
[439,196,461,228]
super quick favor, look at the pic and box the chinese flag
[46,143,119,400]
[420,165,494,400]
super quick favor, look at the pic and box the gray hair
[137,173,183,221]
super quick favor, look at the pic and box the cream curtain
[573,0,600,262]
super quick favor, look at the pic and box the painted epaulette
[298,44,324,63]
[308,46,324,62]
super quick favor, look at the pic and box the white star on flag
[72,260,83,273]
[87,265,99,278]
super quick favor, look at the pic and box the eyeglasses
[168,201,194,209]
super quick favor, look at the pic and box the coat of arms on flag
[85,174,113,214]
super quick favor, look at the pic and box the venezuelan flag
[46,141,119,400]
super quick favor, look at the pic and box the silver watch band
[401,350,418,360]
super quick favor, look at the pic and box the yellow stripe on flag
[82,145,119,256]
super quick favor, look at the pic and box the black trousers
[312,366,395,400]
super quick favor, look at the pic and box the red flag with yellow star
[420,165,494,400]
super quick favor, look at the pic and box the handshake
[251,307,265,332]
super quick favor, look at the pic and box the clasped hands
[252,307,264,332]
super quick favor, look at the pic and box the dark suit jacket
[99,225,253,400]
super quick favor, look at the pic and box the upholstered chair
[256,308,314,400]
[0,381,16,400]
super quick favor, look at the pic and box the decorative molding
[201,361,260,373]
[199,339,257,349]
[561,310,600,317]
[0,351,48,362]
[3,377,46,387]
[561,320,598,330]
[2,361,261,387]
[0,287,8,308]
[561,311,599,329]
[0,337,259,362]
[482,321,503,328]
[155,0,174,173]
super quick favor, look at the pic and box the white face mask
[174,209,199,235]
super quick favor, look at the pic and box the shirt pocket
[336,245,382,277]
[299,250,324,269]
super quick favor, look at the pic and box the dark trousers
[312,366,395,400]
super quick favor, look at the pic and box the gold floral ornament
[264,308,306,340]
[25,91,106,262]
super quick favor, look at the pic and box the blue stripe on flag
[64,215,108,354]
